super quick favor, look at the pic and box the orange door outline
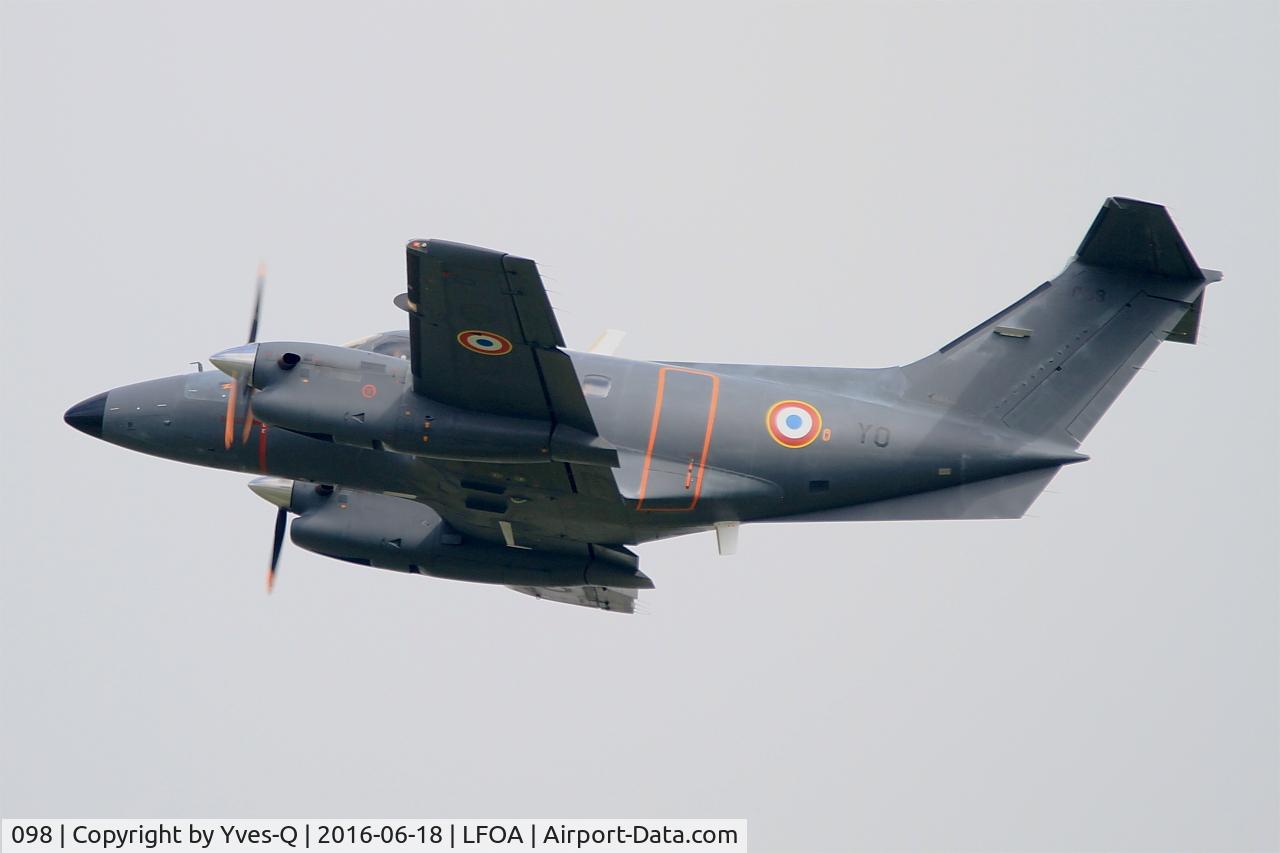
[636,366,720,512]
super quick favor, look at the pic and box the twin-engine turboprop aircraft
[65,198,1220,612]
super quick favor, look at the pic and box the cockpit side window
[345,331,411,360]
[372,339,411,359]
[184,372,232,401]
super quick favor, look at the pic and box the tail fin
[903,198,1220,445]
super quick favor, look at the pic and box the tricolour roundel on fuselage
[766,399,822,448]
[457,329,514,356]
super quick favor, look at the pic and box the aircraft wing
[417,487,646,613]
[401,239,597,435]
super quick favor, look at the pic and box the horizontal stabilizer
[1165,292,1205,345]
[1076,197,1203,279]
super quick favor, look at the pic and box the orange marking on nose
[223,382,238,449]
[241,403,255,444]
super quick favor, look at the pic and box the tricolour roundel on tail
[457,329,514,355]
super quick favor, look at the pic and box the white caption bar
[2,820,747,853]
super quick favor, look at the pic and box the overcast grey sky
[2,1,1277,850]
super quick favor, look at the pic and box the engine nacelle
[219,341,555,463]
[282,483,651,589]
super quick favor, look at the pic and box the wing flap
[507,584,639,613]
[536,348,599,435]
[611,449,781,509]
[502,254,564,347]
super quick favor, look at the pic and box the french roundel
[766,400,822,448]
[457,329,514,356]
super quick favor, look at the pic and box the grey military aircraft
[65,198,1219,612]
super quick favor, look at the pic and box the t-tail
[903,197,1219,446]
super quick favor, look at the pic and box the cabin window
[809,480,830,493]
[183,374,232,402]
[582,374,612,398]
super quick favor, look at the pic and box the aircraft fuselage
[76,349,1079,547]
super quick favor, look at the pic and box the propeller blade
[247,261,266,344]
[241,400,256,445]
[267,505,287,593]
[240,262,266,443]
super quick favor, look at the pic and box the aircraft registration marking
[857,422,892,448]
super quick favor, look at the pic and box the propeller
[247,260,266,345]
[254,273,283,593]
[213,262,266,449]
[250,476,294,594]
[239,261,268,444]
[268,505,287,593]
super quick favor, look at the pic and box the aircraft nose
[64,391,108,438]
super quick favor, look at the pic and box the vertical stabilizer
[903,198,1220,445]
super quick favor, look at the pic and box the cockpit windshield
[344,330,411,360]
